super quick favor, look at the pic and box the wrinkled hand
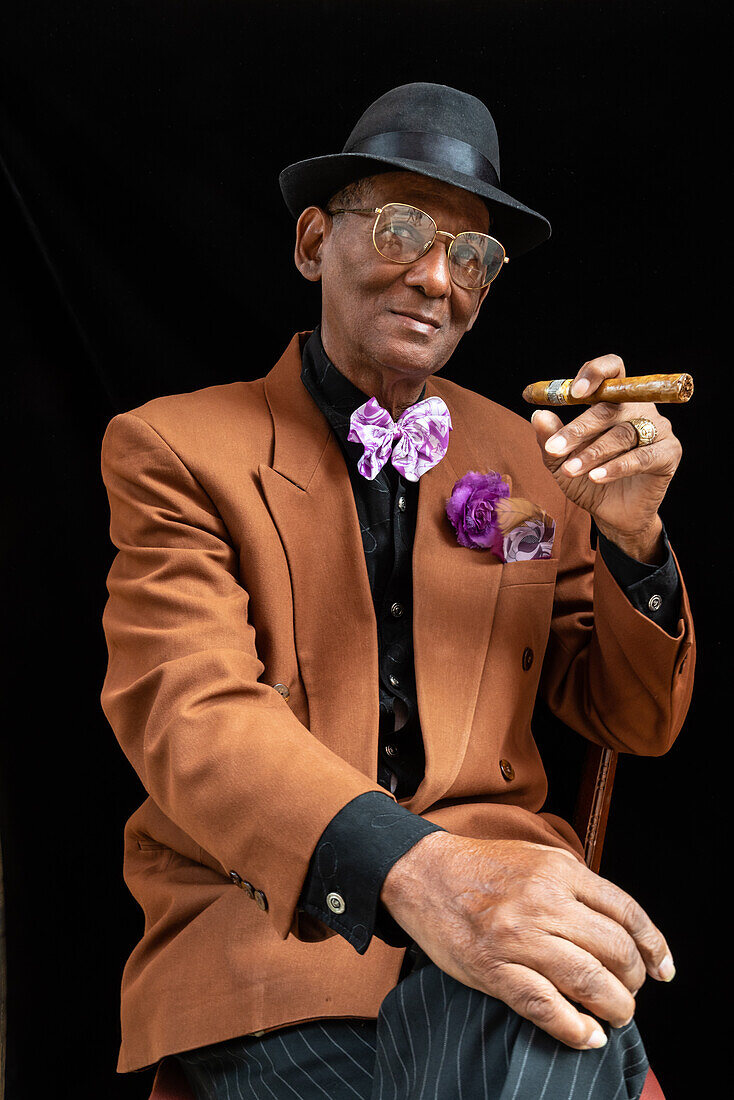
[531,354,682,561]
[381,832,675,1051]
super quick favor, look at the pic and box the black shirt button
[522,647,534,671]
[500,759,515,781]
[390,601,405,618]
[397,495,407,512]
[385,743,399,758]
[389,674,400,687]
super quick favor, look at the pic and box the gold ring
[629,417,657,447]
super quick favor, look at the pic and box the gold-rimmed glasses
[327,201,508,290]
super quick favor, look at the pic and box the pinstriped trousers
[174,959,650,1099]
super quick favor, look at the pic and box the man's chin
[371,323,453,375]
[379,338,453,382]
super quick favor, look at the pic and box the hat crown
[343,82,500,181]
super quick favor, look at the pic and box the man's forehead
[363,171,490,226]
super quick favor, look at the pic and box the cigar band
[547,379,572,405]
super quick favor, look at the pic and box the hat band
[348,130,500,189]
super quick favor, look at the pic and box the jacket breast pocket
[499,558,559,588]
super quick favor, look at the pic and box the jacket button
[522,647,534,671]
[230,871,256,898]
[500,759,515,781]
[326,891,346,914]
[254,889,268,911]
[273,683,290,700]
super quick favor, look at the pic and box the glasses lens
[373,204,435,262]
[449,233,505,289]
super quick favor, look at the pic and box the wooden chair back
[574,745,618,872]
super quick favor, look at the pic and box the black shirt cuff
[597,524,681,636]
[297,790,444,955]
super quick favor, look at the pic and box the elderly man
[100,83,694,1098]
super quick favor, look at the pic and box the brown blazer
[100,331,695,1073]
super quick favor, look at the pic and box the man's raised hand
[530,353,683,563]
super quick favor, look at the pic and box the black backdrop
[0,2,724,1097]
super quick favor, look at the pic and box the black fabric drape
[0,3,724,1097]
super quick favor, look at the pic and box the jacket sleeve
[100,410,391,941]
[539,494,695,756]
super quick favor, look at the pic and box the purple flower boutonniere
[446,471,556,563]
[445,471,510,555]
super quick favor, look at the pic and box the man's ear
[465,282,491,332]
[294,206,330,283]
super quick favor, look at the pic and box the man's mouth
[390,310,442,332]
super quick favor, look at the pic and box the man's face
[315,171,492,390]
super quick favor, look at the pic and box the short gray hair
[326,176,380,212]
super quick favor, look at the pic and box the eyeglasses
[327,201,508,290]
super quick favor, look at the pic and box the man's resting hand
[380,832,675,1050]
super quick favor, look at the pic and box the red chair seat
[149,1057,195,1100]
[641,1067,666,1099]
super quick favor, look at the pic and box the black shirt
[297,326,682,955]
[300,329,428,800]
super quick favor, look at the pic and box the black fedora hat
[279,82,551,259]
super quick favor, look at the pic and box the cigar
[522,373,694,406]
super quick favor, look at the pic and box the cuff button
[326,891,346,915]
[648,594,662,612]
[254,889,268,911]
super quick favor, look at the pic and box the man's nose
[403,234,452,297]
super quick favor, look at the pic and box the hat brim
[279,152,551,259]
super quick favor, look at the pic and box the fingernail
[565,458,583,473]
[545,435,566,454]
[589,467,607,481]
[587,1029,607,1049]
[531,410,540,422]
[658,955,676,982]
[572,378,590,398]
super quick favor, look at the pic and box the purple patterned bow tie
[347,395,452,482]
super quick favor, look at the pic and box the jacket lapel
[407,380,510,813]
[260,334,380,775]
